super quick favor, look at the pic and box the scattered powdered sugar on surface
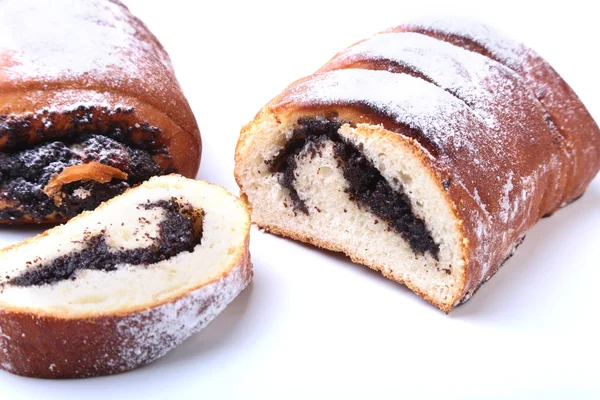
[72,188,91,200]
[499,171,514,224]
[35,91,115,114]
[0,326,13,373]
[0,0,171,84]
[405,17,527,68]
[71,135,129,168]
[0,326,10,341]
[0,134,131,199]
[404,17,594,150]
[334,32,525,129]
[0,0,184,117]
[471,188,487,215]
[112,259,250,373]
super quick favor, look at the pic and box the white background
[2,0,600,398]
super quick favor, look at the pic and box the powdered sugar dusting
[499,171,514,224]
[333,32,526,129]
[284,69,489,157]
[0,0,183,118]
[0,0,170,84]
[405,17,527,68]
[0,326,10,341]
[0,253,252,378]
[0,133,139,218]
[113,258,251,373]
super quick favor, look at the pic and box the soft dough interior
[0,176,249,316]
[237,114,465,305]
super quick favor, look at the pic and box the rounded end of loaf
[0,175,251,378]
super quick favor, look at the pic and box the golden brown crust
[0,0,201,223]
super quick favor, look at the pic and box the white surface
[2,0,600,398]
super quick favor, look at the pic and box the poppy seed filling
[0,133,165,221]
[268,117,439,259]
[7,198,205,287]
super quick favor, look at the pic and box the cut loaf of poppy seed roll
[0,0,201,223]
[0,175,252,378]
[234,19,600,312]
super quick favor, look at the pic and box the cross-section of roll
[0,0,201,223]
[234,20,600,312]
[0,175,252,378]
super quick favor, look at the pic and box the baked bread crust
[235,20,600,311]
[0,0,201,223]
[0,176,252,378]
